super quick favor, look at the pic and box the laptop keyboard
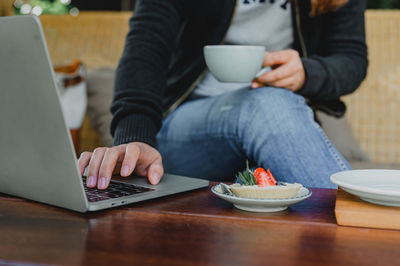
[82,177,155,202]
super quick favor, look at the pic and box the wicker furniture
[343,11,400,163]
[39,11,400,164]
[40,12,131,152]
[0,0,14,16]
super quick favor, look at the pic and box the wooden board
[335,189,400,230]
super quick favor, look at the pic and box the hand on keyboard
[78,142,164,190]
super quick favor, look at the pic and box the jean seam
[237,101,257,164]
[308,108,349,171]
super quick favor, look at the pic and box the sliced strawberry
[266,168,277,185]
[253,168,275,187]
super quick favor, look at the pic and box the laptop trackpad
[112,173,209,192]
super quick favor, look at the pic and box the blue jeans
[156,87,350,188]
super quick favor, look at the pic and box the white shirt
[192,0,293,98]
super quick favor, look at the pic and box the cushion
[349,161,400,170]
[317,111,370,162]
[86,68,114,147]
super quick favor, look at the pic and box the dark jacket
[111,0,368,147]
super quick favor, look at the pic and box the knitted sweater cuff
[112,114,158,148]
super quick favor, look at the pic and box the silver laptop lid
[0,15,88,212]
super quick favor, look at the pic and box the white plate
[330,169,400,207]
[211,185,312,212]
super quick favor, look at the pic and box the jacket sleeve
[298,0,368,100]
[110,0,185,147]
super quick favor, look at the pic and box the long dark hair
[309,0,349,15]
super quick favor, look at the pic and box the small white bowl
[211,184,312,212]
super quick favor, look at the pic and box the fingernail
[121,165,130,176]
[152,173,162,184]
[99,177,107,189]
[87,176,95,187]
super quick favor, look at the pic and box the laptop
[0,15,209,212]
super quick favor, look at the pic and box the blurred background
[1,0,400,16]
[1,0,400,166]
[367,0,400,9]
[70,0,136,11]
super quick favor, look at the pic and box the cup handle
[255,66,272,78]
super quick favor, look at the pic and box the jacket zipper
[163,70,206,117]
[294,0,307,58]
[164,0,239,117]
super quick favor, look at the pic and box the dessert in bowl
[229,162,302,199]
[212,162,311,212]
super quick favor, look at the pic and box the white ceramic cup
[203,45,270,83]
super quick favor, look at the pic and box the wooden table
[1,184,400,266]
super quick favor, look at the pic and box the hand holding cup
[251,49,306,92]
[204,45,305,91]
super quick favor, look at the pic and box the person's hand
[78,142,164,190]
[251,49,305,92]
